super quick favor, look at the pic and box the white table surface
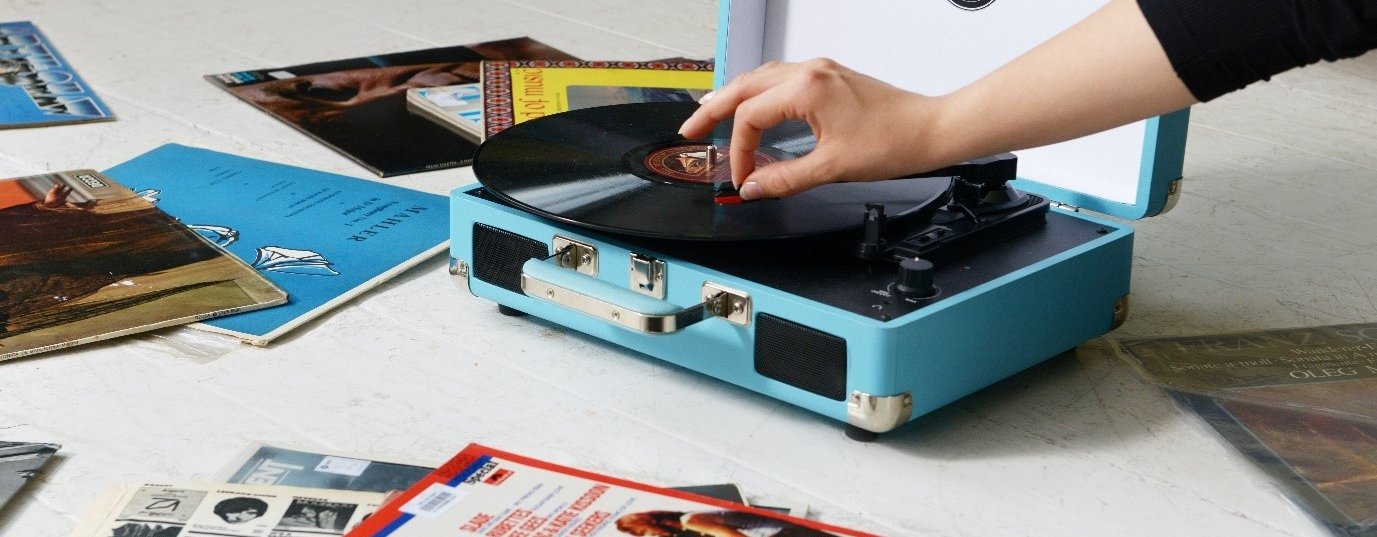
[2,1,1375,536]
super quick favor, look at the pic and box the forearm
[925,0,1195,166]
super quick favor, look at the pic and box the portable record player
[448,1,1189,439]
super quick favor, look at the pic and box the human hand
[40,184,72,208]
[678,59,948,200]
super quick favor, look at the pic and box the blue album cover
[105,144,448,344]
[0,21,114,128]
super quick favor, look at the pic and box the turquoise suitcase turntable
[449,0,1188,439]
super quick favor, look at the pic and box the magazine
[103,144,447,344]
[345,444,876,537]
[219,444,435,494]
[0,21,114,128]
[68,482,384,537]
[0,441,59,511]
[406,83,484,143]
[206,39,575,177]
[1176,394,1377,536]
[480,59,713,139]
[217,444,749,506]
[0,170,286,361]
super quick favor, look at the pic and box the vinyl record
[473,101,949,241]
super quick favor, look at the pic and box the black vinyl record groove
[473,101,948,241]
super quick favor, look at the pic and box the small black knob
[894,258,936,298]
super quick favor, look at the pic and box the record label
[640,143,779,185]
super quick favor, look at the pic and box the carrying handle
[520,258,748,334]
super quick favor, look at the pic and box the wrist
[910,91,973,173]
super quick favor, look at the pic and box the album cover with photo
[0,170,286,361]
[346,444,875,537]
[206,38,575,177]
[0,21,114,128]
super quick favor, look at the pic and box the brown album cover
[0,170,286,361]
[1177,394,1377,536]
[206,38,576,177]
[1113,323,1377,420]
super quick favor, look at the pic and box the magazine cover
[1175,394,1377,537]
[481,59,713,139]
[104,144,449,345]
[206,39,575,177]
[68,482,384,537]
[0,21,114,128]
[0,170,286,361]
[219,444,436,494]
[216,443,751,507]
[346,444,876,537]
[406,83,484,143]
[0,441,59,512]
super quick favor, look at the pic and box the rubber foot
[845,424,879,442]
[497,304,527,317]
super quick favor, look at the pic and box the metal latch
[630,253,666,299]
[703,282,750,326]
[553,236,597,276]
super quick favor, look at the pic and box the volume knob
[894,258,936,298]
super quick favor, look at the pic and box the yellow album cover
[480,59,713,139]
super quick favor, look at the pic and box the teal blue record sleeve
[105,144,448,343]
[0,21,114,127]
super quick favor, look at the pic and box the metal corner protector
[847,391,914,433]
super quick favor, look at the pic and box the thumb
[740,152,835,200]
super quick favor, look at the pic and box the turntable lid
[714,0,1187,220]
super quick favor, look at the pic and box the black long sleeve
[1137,0,1377,101]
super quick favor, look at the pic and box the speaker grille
[472,223,548,293]
[754,313,848,401]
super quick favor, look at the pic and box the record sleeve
[218,443,435,494]
[216,443,750,505]
[1175,393,1377,536]
[0,21,115,129]
[345,444,877,537]
[0,441,59,512]
[1112,322,1377,420]
[206,38,576,177]
[406,83,484,143]
[480,59,713,139]
[0,170,286,361]
[69,482,385,537]
[105,144,448,345]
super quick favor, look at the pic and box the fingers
[739,151,835,200]
[678,61,796,139]
[43,184,71,207]
[728,81,800,187]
